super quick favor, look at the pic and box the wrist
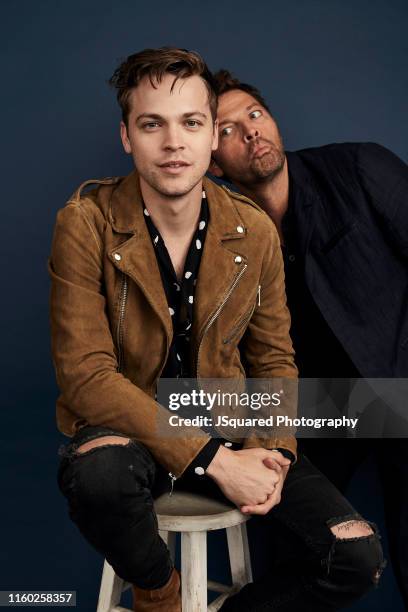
[206,445,231,479]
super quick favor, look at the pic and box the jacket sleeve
[357,142,408,259]
[49,201,210,478]
[239,219,299,460]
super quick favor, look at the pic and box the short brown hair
[213,69,271,114]
[109,47,217,126]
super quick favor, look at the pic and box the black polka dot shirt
[143,189,228,475]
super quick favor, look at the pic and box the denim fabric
[299,437,408,609]
[57,425,385,609]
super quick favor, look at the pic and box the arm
[49,201,210,478]
[357,142,408,259]
[239,219,299,460]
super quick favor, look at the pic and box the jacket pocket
[320,220,358,254]
[223,299,257,345]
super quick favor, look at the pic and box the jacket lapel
[106,170,249,346]
[108,170,173,339]
[286,151,320,264]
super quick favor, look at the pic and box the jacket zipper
[168,472,177,496]
[223,302,256,344]
[196,263,248,378]
[222,284,260,344]
[116,274,128,373]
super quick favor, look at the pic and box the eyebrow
[218,102,260,127]
[135,111,208,122]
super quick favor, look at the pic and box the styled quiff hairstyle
[109,47,218,126]
[213,69,271,114]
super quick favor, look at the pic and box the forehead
[217,89,262,122]
[128,73,210,116]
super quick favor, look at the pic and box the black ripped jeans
[57,425,386,611]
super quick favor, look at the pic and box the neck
[235,157,289,243]
[139,178,203,239]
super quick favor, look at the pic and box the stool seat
[155,491,249,532]
[97,491,253,612]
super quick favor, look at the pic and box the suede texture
[49,171,298,477]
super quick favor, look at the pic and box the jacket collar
[108,169,246,239]
[286,150,324,206]
[107,170,249,346]
[285,151,320,260]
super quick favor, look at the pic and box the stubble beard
[249,145,285,182]
[141,166,203,199]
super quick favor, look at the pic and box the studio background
[1,0,407,610]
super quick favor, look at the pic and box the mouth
[251,144,272,159]
[158,161,191,174]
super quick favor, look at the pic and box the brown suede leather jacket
[49,170,298,477]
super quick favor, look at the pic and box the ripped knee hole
[75,435,131,455]
[330,520,374,539]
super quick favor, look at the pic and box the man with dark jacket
[50,49,383,612]
[210,68,408,608]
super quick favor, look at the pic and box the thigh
[297,438,372,492]
[57,427,166,505]
[269,453,365,557]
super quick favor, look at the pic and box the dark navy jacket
[285,142,408,377]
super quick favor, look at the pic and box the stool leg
[159,529,177,563]
[226,523,253,588]
[181,531,207,612]
[96,559,124,612]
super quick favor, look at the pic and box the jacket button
[234,256,242,264]
[236,226,244,233]
[194,466,205,476]
[114,253,122,261]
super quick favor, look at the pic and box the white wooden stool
[96,491,252,612]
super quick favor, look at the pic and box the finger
[263,458,282,472]
[241,484,284,514]
[268,451,291,466]
[240,497,276,515]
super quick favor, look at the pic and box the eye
[249,110,262,119]
[142,121,161,130]
[185,119,203,128]
[220,126,233,137]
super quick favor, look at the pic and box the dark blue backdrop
[1,1,407,610]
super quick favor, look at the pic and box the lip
[158,161,191,175]
[251,145,271,159]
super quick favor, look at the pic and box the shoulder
[293,142,361,168]
[293,141,405,171]
[67,176,122,203]
[220,184,266,215]
[220,183,278,241]
[52,176,126,256]
[56,175,124,229]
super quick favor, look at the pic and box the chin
[158,175,203,198]
[252,151,284,179]
[156,183,193,198]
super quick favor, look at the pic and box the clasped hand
[206,447,291,516]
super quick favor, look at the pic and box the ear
[120,121,132,154]
[208,156,224,178]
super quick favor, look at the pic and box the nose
[243,125,260,143]
[163,124,185,151]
